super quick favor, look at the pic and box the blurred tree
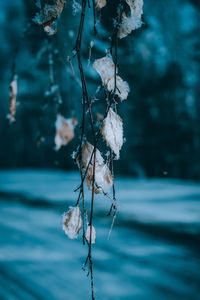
[0,0,199,180]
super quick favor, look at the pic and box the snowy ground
[0,170,200,300]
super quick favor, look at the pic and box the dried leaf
[96,0,106,9]
[62,206,82,239]
[8,76,19,124]
[93,56,129,101]
[101,108,123,159]
[107,76,130,101]
[33,0,66,35]
[55,114,77,151]
[75,141,113,194]
[76,141,104,169]
[93,56,115,88]
[118,0,143,39]
[86,225,96,244]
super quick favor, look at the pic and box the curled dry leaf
[75,141,113,194]
[86,225,96,244]
[8,76,19,124]
[93,56,129,100]
[96,0,106,9]
[33,0,66,35]
[118,0,143,39]
[55,114,77,151]
[101,108,123,159]
[62,206,82,239]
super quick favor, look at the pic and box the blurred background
[0,0,200,179]
[0,0,200,299]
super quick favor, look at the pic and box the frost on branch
[75,141,113,194]
[96,0,106,10]
[93,56,129,100]
[62,206,82,239]
[86,225,96,244]
[118,0,143,39]
[8,75,19,124]
[55,114,77,151]
[101,108,123,159]
[33,0,66,35]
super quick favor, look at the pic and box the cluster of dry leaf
[61,0,143,244]
[8,1,143,298]
[8,0,144,247]
[8,75,18,124]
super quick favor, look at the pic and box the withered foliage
[8,76,19,124]
[75,141,113,194]
[101,108,123,159]
[33,0,66,35]
[55,114,78,151]
[62,206,82,239]
[118,0,143,39]
[93,56,130,100]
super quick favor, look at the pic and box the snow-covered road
[0,170,199,299]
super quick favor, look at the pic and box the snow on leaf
[55,114,77,151]
[93,56,129,101]
[75,141,113,194]
[8,75,19,124]
[62,206,82,239]
[118,0,143,39]
[101,108,123,159]
[96,0,106,9]
[86,225,96,244]
[33,0,66,35]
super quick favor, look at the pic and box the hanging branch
[106,0,124,227]
[15,6,145,300]
[61,1,144,299]
[74,1,97,298]
[66,2,126,298]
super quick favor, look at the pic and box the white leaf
[118,0,143,39]
[93,56,115,88]
[86,225,96,244]
[93,56,129,101]
[107,76,130,101]
[101,108,123,159]
[62,206,82,239]
[75,141,113,194]
[8,76,18,124]
[55,114,77,151]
